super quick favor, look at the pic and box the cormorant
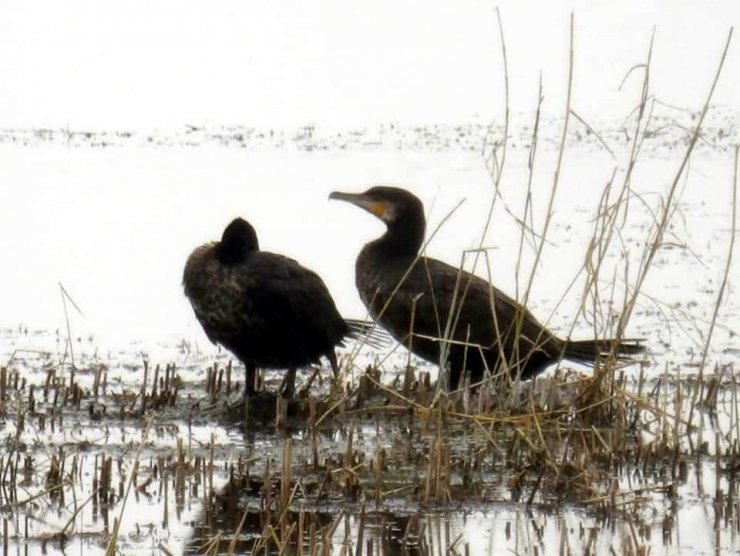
[330,186,644,389]
[183,217,365,398]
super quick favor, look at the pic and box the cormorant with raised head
[183,217,363,398]
[330,186,644,389]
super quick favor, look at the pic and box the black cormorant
[330,186,644,389]
[183,217,364,398]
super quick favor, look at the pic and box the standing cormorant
[183,217,364,398]
[330,186,644,389]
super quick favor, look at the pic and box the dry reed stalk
[692,145,738,426]
[616,29,733,337]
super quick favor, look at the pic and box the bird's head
[329,186,425,228]
[217,217,259,264]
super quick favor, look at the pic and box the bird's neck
[216,242,255,265]
[368,221,424,259]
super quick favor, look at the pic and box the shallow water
[0,112,738,555]
[2,328,739,555]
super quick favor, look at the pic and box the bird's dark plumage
[330,186,644,390]
[183,217,353,398]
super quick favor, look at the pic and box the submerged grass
[4,342,736,553]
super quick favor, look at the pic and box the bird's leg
[298,367,321,397]
[328,351,340,377]
[327,351,342,393]
[245,363,257,397]
[300,351,340,397]
[281,368,297,399]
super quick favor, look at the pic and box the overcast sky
[0,0,738,129]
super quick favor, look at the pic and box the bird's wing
[183,244,238,345]
[236,253,346,346]
[389,256,553,349]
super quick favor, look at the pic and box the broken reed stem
[140,360,149,415]
[59,283,76,383]
[61,486,102,536]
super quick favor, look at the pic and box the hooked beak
[329,191,389,221]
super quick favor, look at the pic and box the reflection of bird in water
[183,217,368,398]
[330,186,644,389]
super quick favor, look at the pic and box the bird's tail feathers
[345,318,391,349]
[563,338,645,364]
